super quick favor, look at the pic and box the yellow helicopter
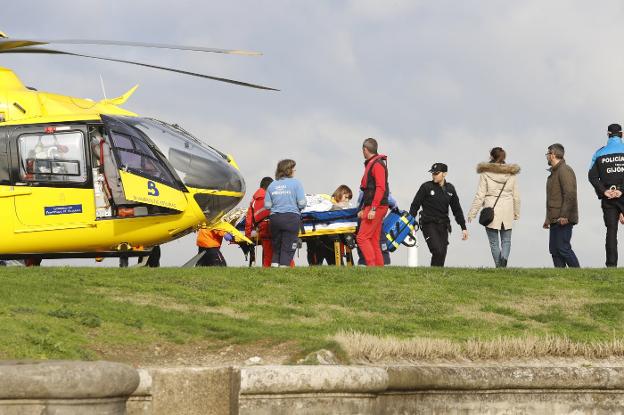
[0,32,276,266]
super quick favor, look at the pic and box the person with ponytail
[467,147,521,267]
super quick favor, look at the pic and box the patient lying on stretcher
[330,185,354,209]
[304,185,355,265]
[302,185,354,212]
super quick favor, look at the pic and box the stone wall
[2,359,623,413]
[3,360,622,414]
[239,366,387,415]
[239,365,624,415]
[125,364,624,415]
[380,366,624,415]
[0,361,139,415]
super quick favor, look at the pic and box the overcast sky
[4,1,624,267]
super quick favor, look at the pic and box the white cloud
[347,0,423,20]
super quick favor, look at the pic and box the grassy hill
[0,266,623,364]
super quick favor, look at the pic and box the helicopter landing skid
[181,250,206,268]
[0,250,152,260]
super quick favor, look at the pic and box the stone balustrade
[0,360,139,415]
[3,361,624,414]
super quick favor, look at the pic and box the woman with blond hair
[265,159,306,267]
[467,147,520,267]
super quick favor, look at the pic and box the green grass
[0,267,623,362]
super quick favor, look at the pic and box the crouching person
[196,228,230,266]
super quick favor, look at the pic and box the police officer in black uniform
[589,123,624,267]
[409,163,469,267]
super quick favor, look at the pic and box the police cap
[428,163,448,173]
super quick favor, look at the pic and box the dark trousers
[307,236,338,266]
[197,247,226,267]
[603,205,620,267]
[145,245,161,267]
[421,222,449,267]
[270,212,301,266]
[549,223,580,268]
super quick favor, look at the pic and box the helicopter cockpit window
[18,131,87,184]
[109,131,178,188]
[117,117,245,193]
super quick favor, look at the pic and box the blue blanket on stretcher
[235,208,358,231]
[301,208,358,224]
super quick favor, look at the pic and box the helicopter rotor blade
[0,47,279,91]
[0,39,47,51]
[0,37,261,55]
[51,39,262,56]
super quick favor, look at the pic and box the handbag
[478,180,508,227]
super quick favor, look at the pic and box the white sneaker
[271,263,280,268]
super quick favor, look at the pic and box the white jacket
[467,163,521,230]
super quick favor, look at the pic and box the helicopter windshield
[116,117,245,194]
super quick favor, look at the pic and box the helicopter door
[11,126,96,229]
[101,116,188,212]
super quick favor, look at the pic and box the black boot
[500,257,508,268]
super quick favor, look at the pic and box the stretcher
[300,208,358,266]
[300,208,358,237]
[235,207,358,266]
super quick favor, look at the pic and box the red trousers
[261,239,272,268]
[356,205,388,266]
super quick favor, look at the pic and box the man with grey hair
[357,137,390,266]
[544,143,580,268]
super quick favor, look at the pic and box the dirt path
[92,340,301,367]
[92,339,624,368]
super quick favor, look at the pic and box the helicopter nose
[193,193,243,223]
[110,117,246,218]
[167,147,245,193]
[186,161,245,222]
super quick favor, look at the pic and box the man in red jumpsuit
[245,177,274,267]
[356,137,390,266]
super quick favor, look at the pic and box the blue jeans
[549,223,580,268]
[486,228,512,267]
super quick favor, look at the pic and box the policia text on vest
[588,123,624,267]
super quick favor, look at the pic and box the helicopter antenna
[99,74,108,100]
